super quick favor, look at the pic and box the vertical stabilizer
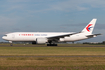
[81,19,97,34]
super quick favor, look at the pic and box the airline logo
[86,24,93,32]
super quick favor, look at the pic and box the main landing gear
[47,44,57,46]
[47,41,58,46]
[72,41,74,44]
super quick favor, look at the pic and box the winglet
[81,19,97,34]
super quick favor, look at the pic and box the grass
[0,45,105,55]
[0,57,105,70]
[0,44,105,70]
[1,57,105,66]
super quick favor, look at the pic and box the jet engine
[59,38,65,42]
[36,38,48,44]
[32,38,48,44]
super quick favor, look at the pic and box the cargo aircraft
[2,19,101,46]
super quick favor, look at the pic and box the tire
[47,44,57,46]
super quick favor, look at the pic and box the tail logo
[86,24,93,32]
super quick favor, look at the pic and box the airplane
[2,19,101,46]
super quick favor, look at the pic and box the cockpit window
[4,35,7,37]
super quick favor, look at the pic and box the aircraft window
[4,35,7,36]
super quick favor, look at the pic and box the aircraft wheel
[47,44,57,46]
[10,43,13,46]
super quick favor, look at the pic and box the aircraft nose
[2,35,8,40]
[2,36,5,39]
[2,36,6,40]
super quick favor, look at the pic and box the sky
[0,0,105,42]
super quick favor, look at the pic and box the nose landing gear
[9,41,13,46]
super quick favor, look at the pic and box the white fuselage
[2,32,88,42]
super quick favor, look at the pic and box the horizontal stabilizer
[86,34,102,38]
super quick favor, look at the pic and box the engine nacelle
[59,38,65,42]
[36,38,48,44]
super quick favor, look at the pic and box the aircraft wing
[86,34,102,38]
[47,32,80,40]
